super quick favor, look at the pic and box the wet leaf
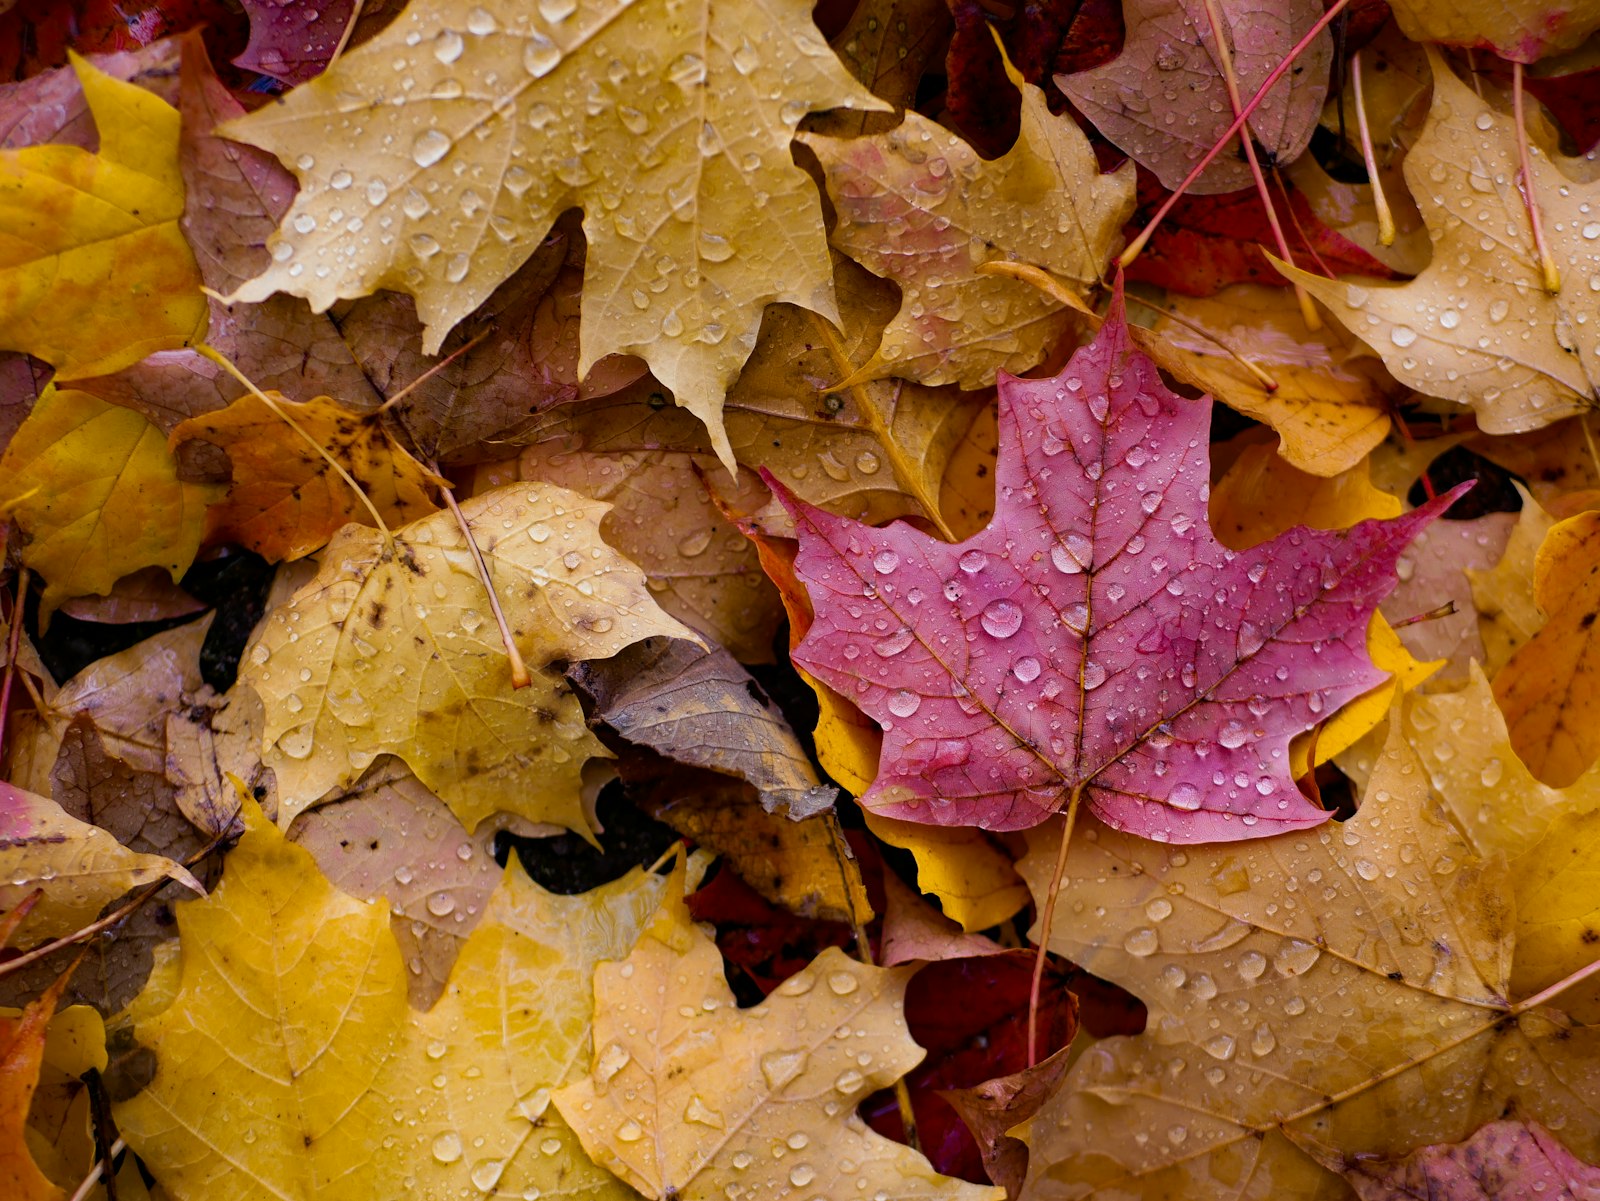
[573,636,834,818]
[803,59,1134,388]
[1494,510,1600,787]
[171,391,446,562]
[1018,722,1600,1198]
[778,299,1453,839]
[1283,55,1600,436]
[233,0,356,84]
[1057,0,1331,194]
[0,780,200,948]
[551,885,1003,1201]
[114,796,669,1201]
[1334,1120,1600,1200]
[239,482,690,836]
[0,971,72,1201]
[0,389,223,621]
[1385,0,1600,61]
[221,0,889,468]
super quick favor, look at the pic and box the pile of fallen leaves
[2,0,1600,1197]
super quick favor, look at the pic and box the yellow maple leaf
[115,796,672,1201]
[0,390,224,623]
[218,0,889,469]
[1280,54,1600,435]
[552,886,1002,1201]
[1018,722,1600,1198]
[0,53,206,379]
[1146,285,1398,478]
[1493,510,1600,787]
[171,391,446,562]
[803,57,1133,388]
[0,781,201,949]
[239,482,691,836]
[864,813,1029,932]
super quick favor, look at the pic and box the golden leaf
[220,0,889,468]
[115,797,671,1201]
[1494,510,1600,787]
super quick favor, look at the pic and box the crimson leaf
[772,296,1458,842]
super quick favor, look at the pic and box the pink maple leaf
[771,297,1460,843]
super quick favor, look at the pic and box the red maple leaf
[771,293,1459,842]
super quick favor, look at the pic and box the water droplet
[1475,111,1494,130]
[1249,1023,1276,1056]
[887,689,921,718]
[834,1068,865,1093]
[1082,661,1107,690]
[427,892,456,917]
[1123,927,1158,956]
[1273,939,1320,977]
[761,1050,807,1089]
[523,34,560,76]
[433,1132,464,1163]
[538,0,577,20]
[790,1165,816,1187]
[1169,782,1202,811]
[616,1120,643,1142]
[684,1095,723,1127]
[1013,656,1041,683]
[471,1159,506,1192]
[958,549,988,574]
[595,1042,631,1082]
[412,129,451,168]
[981,599,1023,639]
[434,30,465,63]
[1218,720,1247,749]
[874,627,914,658]
[1238,950,1266,980]
[873,549,900,574]
[1202,1034,1236,1061]
[1390,325,1417,348]
[828,971,859,995]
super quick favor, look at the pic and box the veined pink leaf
[773,296,1460,842]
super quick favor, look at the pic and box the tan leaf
[287,759,559,1009]
[1470,488,1559,675]
[0,782,200,949]
[1018,722,1600,1198]
[476,434,781,663]
[804,65,1133,388]
[552,888,1002,1201]
[1281,55,1600,435]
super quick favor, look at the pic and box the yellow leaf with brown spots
[172,391,445,562]
[239,482,691,836]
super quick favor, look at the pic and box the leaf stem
[1120,0,1353,268]
[195,344,393,538]
[1196,0,1320,330]
[1350,51,1396,246]
[1512,62,1561,295]
[1028,783,1082,1066]
[431,468,531,690]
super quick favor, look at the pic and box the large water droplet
[433,1132,464,1164]
[1169,782,1202,811]
[412,129,452,168]
[981,599,1023,639]
[523,34,561,76]
[887,689,921,718]
[434,30,465,63]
